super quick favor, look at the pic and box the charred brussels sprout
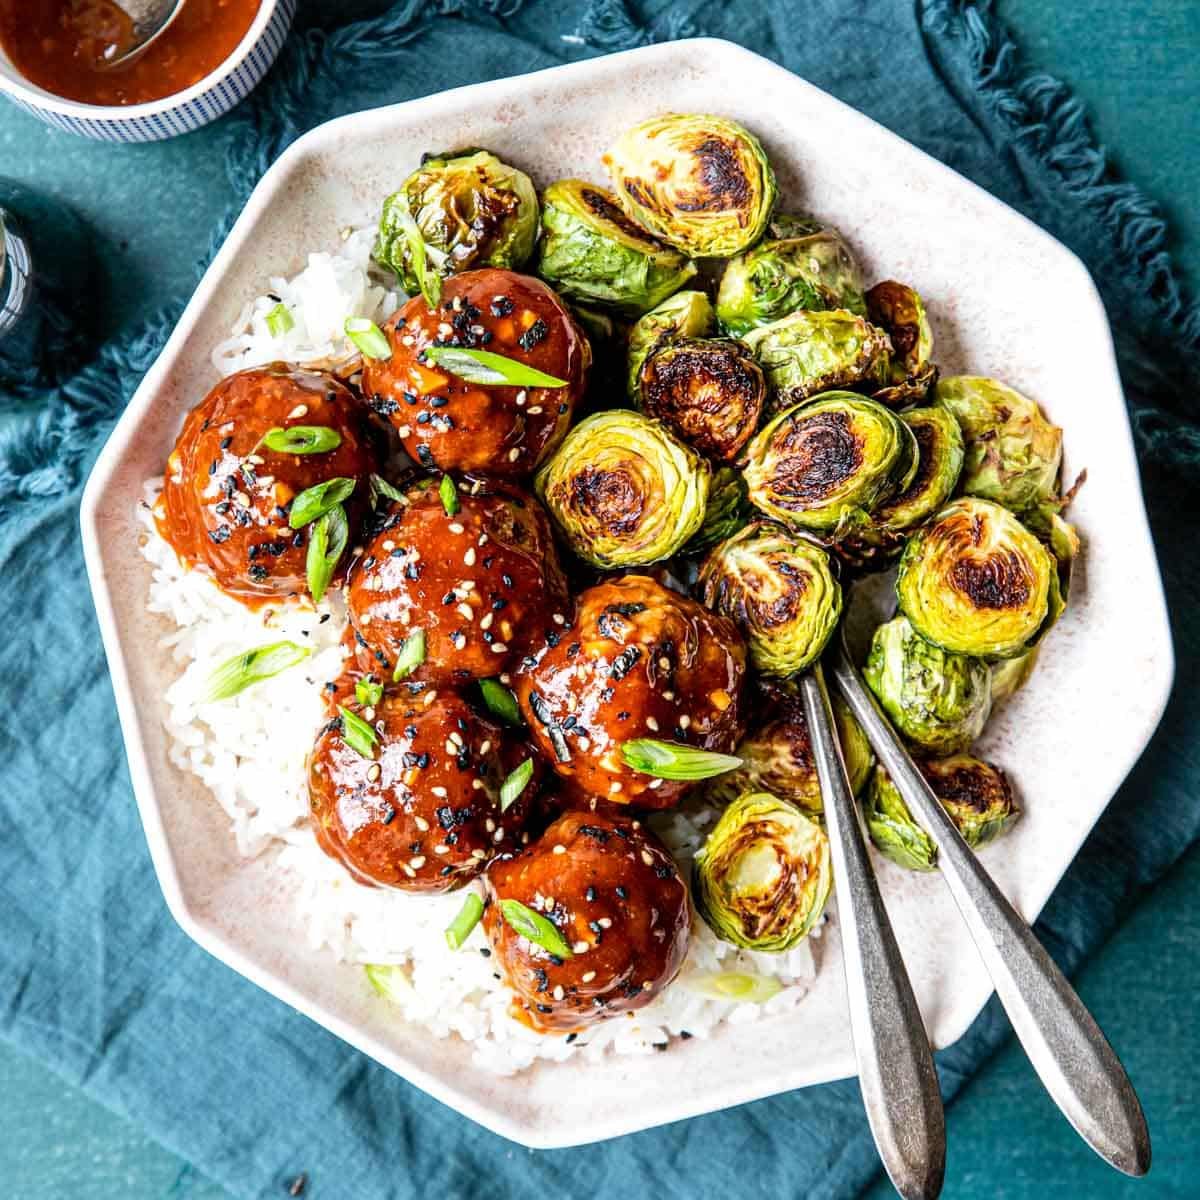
[896,497,1057,660]
[866,281,937,406]
[716,216,866,334]
[863,615,992,755]
[683,466,752,556]
[604,114,777,258]
[536,410,709,567]
[693,791,832,950]
[375,150,538,291]
[638,337,766,461]
[742,392,918,539]
[744,309,892,409]
[936,376,1063,516]
[535,179,697,315]
[698,522,842,675]
[626,289,715,399]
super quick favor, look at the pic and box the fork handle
[799,668,945,1200]
[830,644,1150,1177]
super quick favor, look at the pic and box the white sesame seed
[552,613,565,625]
[438,322,453,336]
[515,390,527,406]
[431,785,448,798]
[445,739,458,755]
[553,985,565,1001]
[597,917,613,929]
[382,540,395,552]
[507,447,521,462]
[478,739,492,756]
[499,673,512,685]
[679,715,691,730]
[472,778,485,790]
[366,763,381,782]
[658,656,671,671]
[448,522,465,535]
[641,850,654,866]
[581,970,596,983]
[398,425,412,438]
[434,844,449,855]
[477,532,489,546]
[401,335,415,346]
[409,856,426,869]
[456,603,475,622]
[480,612,494,631]
[287,405,308,420]
[414,816,429,832]
[471,849,488,860]
[464,547,477,566]
[485,818,496,833]
[452,296,463,311]
[663,690,675,701]
[573,941,590,955]
[246,453,265,466]
[449,731,464,747]
[648,778,664,789]
[234,491,251,507]
[610,782,622,794]
[490,642,509,654]
[527,405,543,415]
[453,633,467,650]
[552,844,566,855]
[402,865,416,878]
[494,828,505,843]
[646,716,659,732]
[642,980,653,991]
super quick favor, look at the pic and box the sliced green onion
[479,678,522,726]
[620,739,743,781]
[344,316,392,360]
[499,899,573,959]
[355,677,384,707]
[265,301,294,337]
[392,629,426,682]
[338,704,378,759]
[439,473,460,516]
[369,473,408,508]
[684,971,783,1005]
[306,503,348,603]
[260,425,343,455]
[288,476,355,529]
[444,893,485,951]
[364,963,413,1003]
[395,205,442,311]
[201,640,311,703]
[499,758,533,813]
[423,346,569,389]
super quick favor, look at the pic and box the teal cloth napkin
[2,2,1197,1197]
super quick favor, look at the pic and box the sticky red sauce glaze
[360,269,589,478]
[307,689,537,892]
[515,575,747,809]
[156,364,381,607]
[482,811,690,1032]
[345,481,568,685]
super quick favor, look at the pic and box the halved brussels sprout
[535,410,710,567]
[710,680,873,813]
[375,150,538,291]
[990,647,1040,704]
[743,309,892,410]
[698,521,842,675]
[863,764,938,872]
[896,497,1056,660]
[682,465,752,556]
[936,376,1063,515]
[535,179,697,315]
[863,615,992,755]
[638,337,766,461]
[693,791,832,951]
[604,114,777,258]
[742,392,918,539]
[716,216,866,334]
[866,281,937,406]
[626,289,715,399]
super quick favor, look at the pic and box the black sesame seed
[208,525,231,544]
[680,1030,693,1040]
[501,574,513,589]
[429,396,448,408]
[490,296,513,317]
[248,564,269,582]
[381,806,396,825]
[615,886,627,900]
[416,411,431,425]
[585,886,596,902]
[219,436,232,450]
[565,1032,577,1044]
[479,947,491,958]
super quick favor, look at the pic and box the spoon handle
[830,644,1150,1177]
[799,667,945,1200]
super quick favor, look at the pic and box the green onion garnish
[260,425,343,455]
[369,473,407,508]
[444,893,485,951]
[620,739,743,781]
[499,899,573,959]
[439,473,460,516]
[422,346,569,389]
[265,301,294,337]
[395,206,442,310]
[355,677,384,707]
[201,640,311,703]
[499,758,533,812]
[344,316,392,360]
[338,705,378,759]
[288,476,355,529]
[684,971,784,1005]
[479,678,522,726]
[364,963,412,1003]
[392,629,426,682]
[306,504,348,604]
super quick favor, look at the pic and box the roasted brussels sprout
[896,497,1057,659]
[637,337,766,461]
[375,150,538,291]
[536,409,710,567]
[625,289,715,399]
[716,216,866,334]
[698,521,842,675]
[936,376,1063,515]
[742,392,918,539]
[604,114,777,258]
[693,791,832,950]
[866,755,1019,871]
[682,465,752,556]
[866,281,937,406]
[743,309,892,409]
[863,615,992,755]
[535,178,697,315]
[990,647,1040,704]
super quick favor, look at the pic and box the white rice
[141,228,824,1076]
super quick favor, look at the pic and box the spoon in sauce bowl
[67,0,187,70]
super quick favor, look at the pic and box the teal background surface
[0,1,1196,1197]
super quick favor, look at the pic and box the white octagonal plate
[81,38,1173,1148]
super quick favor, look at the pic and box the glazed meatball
[515,575,747,808]
[157,364,380,605]
[360,269,589,477]
[482,811,690,1032]
[346,481,569,685]
[308,689,536,892]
